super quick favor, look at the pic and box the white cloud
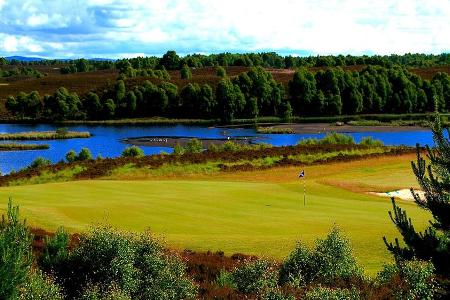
[27,14,48,26]
[0,0,448,57]
[3,35,18,52]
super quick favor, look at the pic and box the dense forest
[2,52,450,123]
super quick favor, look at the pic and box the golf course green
[0,153,429,275]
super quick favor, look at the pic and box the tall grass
[0,143,49,150]
[298,133,384,147]
[0,131,91,140]
[256,127,294,134]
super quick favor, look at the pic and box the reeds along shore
[0,131,91,140]
[0,143,49,150]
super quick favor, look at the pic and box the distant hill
[5,56,46,62]
[3,56,115,62]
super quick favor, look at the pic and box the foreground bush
[377,259,436,300]
[19,270,64,300]
[279,227,362,286]
[45,226,196,299]
[0,200,33,299]
[121,146,144,158]
[231,259,278,294]
[303,285,360,300]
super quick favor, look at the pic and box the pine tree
[384,113,450,280]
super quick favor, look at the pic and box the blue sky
[0,0,449,59]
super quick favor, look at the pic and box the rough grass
[7,165,86,186]
[256,126,295,134]
[0,131,91,140]
[0,153,428,275]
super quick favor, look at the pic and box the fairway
[0,154,429,275]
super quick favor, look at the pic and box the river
[0,123,433,174]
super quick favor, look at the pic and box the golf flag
[299,170,305,178]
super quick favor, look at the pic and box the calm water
[0,123,433,174]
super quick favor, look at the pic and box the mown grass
[0,131,91,140]
[0,143,49,150]
[0,154,428,275]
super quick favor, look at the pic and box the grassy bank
[0,130,91,140]
[0,143,49,151]
[60,117,217,126]
[0,154,428,275]
[1,112,445,127]
[256,126,295,134]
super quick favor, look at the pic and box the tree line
[1,52,449,72]
[5,65,450,122]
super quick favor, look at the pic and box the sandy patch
[369,189,424,201]
[0,83,10,86]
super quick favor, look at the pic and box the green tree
[180,65,192,79]
[216,78,245,123]
[288,68,317,115]
[384,114,450,284]
[125,91,137,116]
[65,150,77,162]
[159,50,181,70]
[77,148,93,161]
[84,92,102,119]
[115,80,126,104]
[103,99,116,118]
[216,66,226,77]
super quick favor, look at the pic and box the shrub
[215,269,236,289]
[232,259,277,294]
[216,66,226,77]
[279,242,312,286]
[207,143,219,152]
[66,150,77,162]
[180,65,192,79]
[77,147,93,161]
[55,127,68,137]
[0,200,33,300]
[303,285,360,300]
[221,141,239,152]
[121,146,144,158]
[52,226,197,299]
[320,132,355,145]
[298,133,355,146]
[377,260,436,300]
[173,143,185,155]
[80,285,131,300]
[185,138,203,153]
[312,227,362,283]
[359,136,383,146]
[261,288,296,300]
[280,227,362,286]
[28,157,51,169]
[19,270,63,300]
[39,227,69,273]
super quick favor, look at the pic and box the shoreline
[122,136,261,147]
[262,123,429,134]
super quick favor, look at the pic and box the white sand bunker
[369,189,424,201]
